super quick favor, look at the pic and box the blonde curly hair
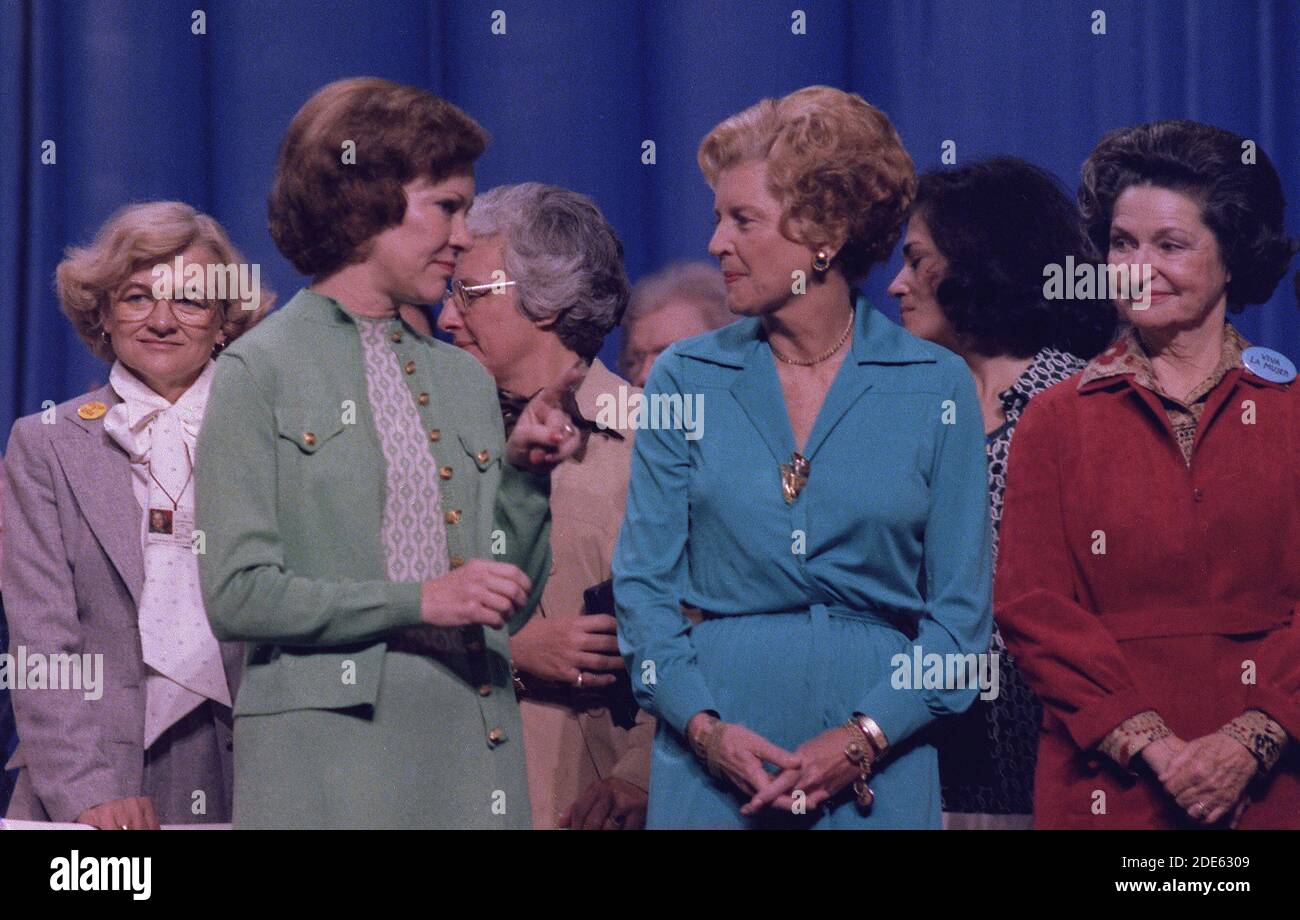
[56,201,274,362]
[698,86,916,282]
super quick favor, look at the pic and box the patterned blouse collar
[998,346,1087,418]
[1077,322,1250,404]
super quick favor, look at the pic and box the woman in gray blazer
[0,454,15,814]
[2,202,268,828]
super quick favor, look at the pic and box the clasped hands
[1140,732,1258,826]
[685,713,860,817]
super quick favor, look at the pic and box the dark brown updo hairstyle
[1079,120,1297,312]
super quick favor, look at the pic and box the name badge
[1242,346,1297,384]
[147,507,195,548]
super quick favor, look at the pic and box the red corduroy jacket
[995,351,1300,829]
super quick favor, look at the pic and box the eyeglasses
[113,290,219,328]
[447,278,518,315]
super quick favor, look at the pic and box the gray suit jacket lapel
[50,385,145,608]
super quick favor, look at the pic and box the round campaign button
[1242,346,1296,384]
[77,400,108,420]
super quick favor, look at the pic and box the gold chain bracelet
[843,719,876,809]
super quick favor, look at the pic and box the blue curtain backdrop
[2,0,1298,438]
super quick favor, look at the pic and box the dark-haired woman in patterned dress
[887,157,1117,829]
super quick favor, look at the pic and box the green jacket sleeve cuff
[497,462,553,635]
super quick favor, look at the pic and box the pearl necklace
[769,310,855,366]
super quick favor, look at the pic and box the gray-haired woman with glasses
[438,182,654,831]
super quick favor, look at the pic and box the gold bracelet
[852,713,889,758]
[843,720,875,809]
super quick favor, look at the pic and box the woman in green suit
[195,77,580,829]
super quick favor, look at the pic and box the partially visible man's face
[621,299,719,388]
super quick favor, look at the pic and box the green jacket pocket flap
[275,410,348,454]
[458,433,499,472]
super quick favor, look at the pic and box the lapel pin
[1242,346,1296,384]
[77,400,108,420]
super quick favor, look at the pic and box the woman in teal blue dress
[613,86,993,829]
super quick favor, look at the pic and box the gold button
[428,429,441,442]
[403,360,416,375]
[418,393,429,406]
[390,331,402,343]
[450,554,465,568]
[439,465,453,480]
[303,432,316,447]
[478,684,492,697]
[488,728,504,744]
[445,509,461,525]
[476,449,490,464]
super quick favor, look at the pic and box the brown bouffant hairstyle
[698,86,916,282]
[1079,120,1297,313]
[268,77,488,278]
[56,201,273,363]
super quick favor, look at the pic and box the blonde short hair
[698,86,916,281]
[56,201,273,362]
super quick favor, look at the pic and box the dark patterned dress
[938,347,1087,826]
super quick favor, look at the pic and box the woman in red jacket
[996,120,1300,829]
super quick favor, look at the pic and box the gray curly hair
[466,182,629,359]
